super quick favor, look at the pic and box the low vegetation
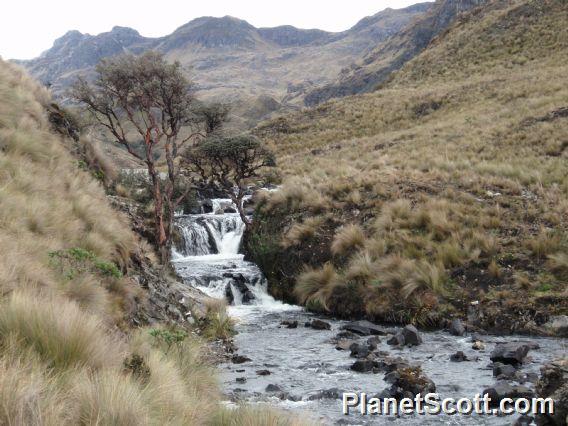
[249,0,568,331]
[0,59,301,424]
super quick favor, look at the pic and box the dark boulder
[381,366,436,400]
[483,381,535,406]
[256,370,271,376]
[449,319,466,336]
[450,351,469,362]
[350,343,371,359]
[367,336,381,350]
[280,320,298,329]
[493,362,517,379]
[236,377,247,383]
[535,360,568,426]
[341,320,386,336]
[265,384,283,393]
[335,330,359,340]
[490,343,531,366]
[351,359,378,373]
[401,325,423,346]
[232,355,252,364]
[387,333,405,346]
[308,319,332,330]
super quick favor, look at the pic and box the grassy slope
[250,0,568,331]
[0,60,304,425]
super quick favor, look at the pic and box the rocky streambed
[171,196,567,425]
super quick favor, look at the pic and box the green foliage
[149,328,188,353]
[48,248,122,280]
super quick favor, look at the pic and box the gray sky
[2,0,424,60]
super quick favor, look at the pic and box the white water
[171,197,566,425]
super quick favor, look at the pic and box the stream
[172,197,566,425]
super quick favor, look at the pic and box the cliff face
[304,0,487,106]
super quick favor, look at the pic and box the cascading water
[171,196,566,425]
[172,198,290,312]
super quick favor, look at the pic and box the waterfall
[172,198,271,307]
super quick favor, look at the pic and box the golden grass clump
[331,224,366,257]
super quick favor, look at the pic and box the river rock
[493,362,517,379]
[367,336,381,350]
[265,384,283,392]
[224,273,255,304]
[490,343,531,366]
[280,320,298,329]
[236,377,247,383]
[350,343,371,359]
[256,370,271,376]
[450,351,469,362]
[335,330,359,340]
[336,339,357,351]
[351,359,378,373]
[535,359,568,426]
[307,388,343,400]
[341,320,386,336]
[544,315,568,337]
[308,319,332,330]
[449,319,466,336]
[232,355,252,364]
[223,207,237,213]
[387,333,405,346]
[472,341,486,351]
[381,366,436,400]
[401,325,423,346]
[482,381,535,406]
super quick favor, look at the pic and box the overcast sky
[2,0,425,60]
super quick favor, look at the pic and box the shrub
[295,263,338,309]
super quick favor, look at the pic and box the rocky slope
[18,4,431,125]
[304,0,487,105]
[247,0,568,334]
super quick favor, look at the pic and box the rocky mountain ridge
[18,4,432,125]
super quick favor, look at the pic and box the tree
[72,51,206,264]
[183,134,275,227]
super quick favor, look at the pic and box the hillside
[304,0,488,105]
[18,4,431,125]
[248,0,568,334]
[0,59,303,425]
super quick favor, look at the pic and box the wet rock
[256,370,271,376]
[341,320,386,336]
[387,333,405,346]
[335,339,357,351]
[544,315,568,337]
[350,343,371,359]
[471,333,485,342]
[367,336,381,350]
[232,355,252,364]
[450,351,469,362]
[375,356,410,373]
[535,359,568,426]
[483,381,535,406]
[381,366,436,400]
[401,325,423,346]
[224,207,237,213]
[513,415,534,426]
[351,359,378,373]
[280,320,298,329]
[472,341,486,351]
[335,330,359,340]
[224,273,255,305]
[490,343,531,366]
[449,319,466,336]
[493,362,517,379]
[308,319,332,330]
[236,377,247,383]
[265,384,283,392]
[308,388,343,400]
[236,369,245,373]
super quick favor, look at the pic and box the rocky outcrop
[305,0,487,106]
[490,343,531,366]
[535,360,568,426]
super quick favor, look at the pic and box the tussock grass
[0,60,296,425]
[331,224,365,256]
[253,0,568,324]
